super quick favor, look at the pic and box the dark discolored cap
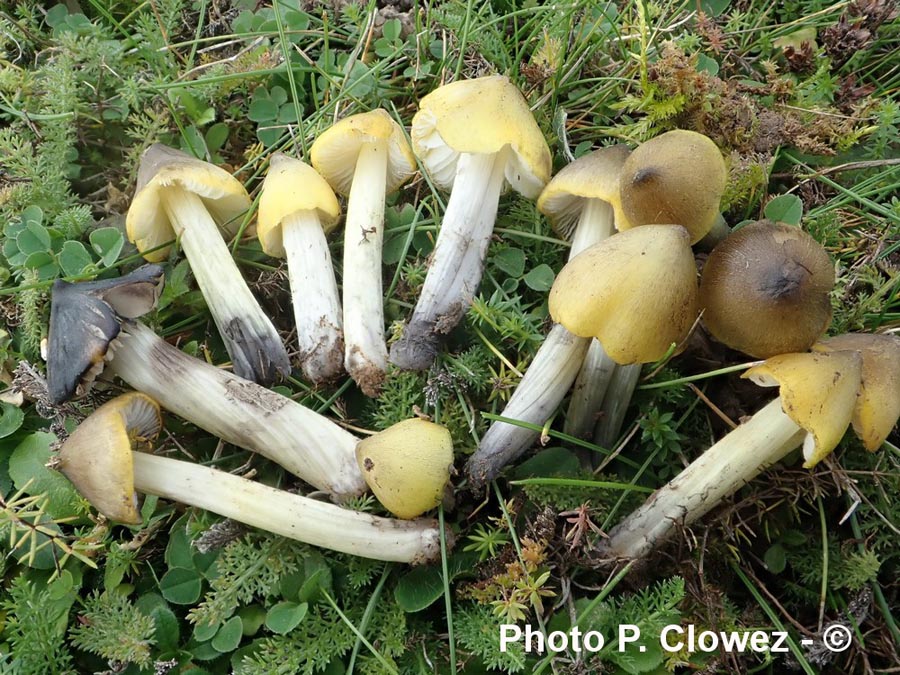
[48,265,165,403]
[699,220,833,358]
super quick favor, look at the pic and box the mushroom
[356,418,454,519]
[465,146,630,486]
[615,130,728,245]
[598,335,900,560]
[48,266,366,501]
[47,264,165,404]
[699,220,834,358]
[389,75,552,371]
[310,110,417,395]
[127,144,290,385]
[258,153,344,383]
[57,392,446,563]
[549,225,700,365]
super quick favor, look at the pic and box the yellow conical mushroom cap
[257,153,341,258]
[536,144,631,241]
[57,392,163,524]
[616,130,727,243]
[310,109,416,196]
[813,333,900,451]
[356,418,454,519]
[549,224,699,364]
[411,75,551,198]
[743,351,862,467]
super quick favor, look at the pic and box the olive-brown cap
[310,109,416,196]
[127,144,252,262]
[356,418,454,519]
[411,75,551,199]
[536,145,631,241]
[616,130,727,243]
[743,351,862,467]
[813,333,900,451]
[57,392,163,524]
[699,220,833,358]
[257,153,341,258]
[549,224,699,364]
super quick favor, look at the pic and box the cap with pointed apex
[57,392,163,524]
[411,75,551,199]
[257,154,342,258]
[616,129,727,243]
[310,109,416,196]
[549,224,699,364]
[356,418,453,519]
[699,220,834,358]
[127,144,252,262]
[813,333,900,451]
[48,265,165,404]
[537,145,631,241]
[743,351,862,467]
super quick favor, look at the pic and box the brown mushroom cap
[699,220,833,358]
[813,333,900,451]
[616,130,727,243]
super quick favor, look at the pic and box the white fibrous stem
[564,342,617,441]
[465,199,614,487]
[598,399,805,560]
[283,211,344,383]
[466,324,590,487]
[343,140,389,396]
[107,321,366,501]
[593,363,642,450]
[161,186,289,385]
[389,150,508,371]
[132,452,444,563]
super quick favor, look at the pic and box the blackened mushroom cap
[699,220,834,358]
[47,264,165,404]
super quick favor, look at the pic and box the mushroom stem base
[597,399,805,560]
[283,211,344,383]
[162,186,289,385]
[132,452,445,563]
[389,150,508,370]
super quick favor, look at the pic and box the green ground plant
[0,0,898,673]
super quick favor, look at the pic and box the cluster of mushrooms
[43,74,899,565]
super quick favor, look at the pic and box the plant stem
[160,186,290,385]
[343,139,389,395]
[283,211,344,383]
[107,321,366,501]
[132,452,441,563]
[389,150,508,370]
[598,399,805,560]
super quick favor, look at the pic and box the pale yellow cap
[411,75,551,199]
[126,144,251,262]
[310,109,416,196]
[549,224,699,364]
[744,351,862,467]
[537,145,631,240]
[813,333,900,452]
[257,153,341,258]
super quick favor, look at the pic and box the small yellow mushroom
[743,351,862,467]
[813,333,900,451]
[356,419,454,519]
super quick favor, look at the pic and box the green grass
[0,0,898,673]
